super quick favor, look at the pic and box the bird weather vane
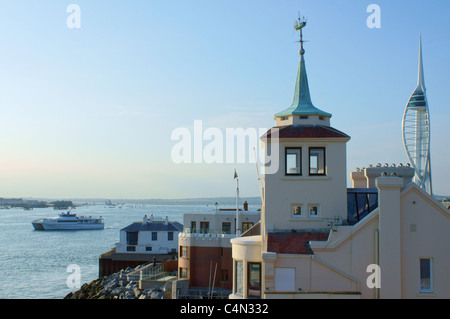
[294,14,307,56]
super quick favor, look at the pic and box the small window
[309,205,319,217]
[168,232,174,241]
[146,246,152,251]
[420,258,433,292]
[152,232,158,241]
[200,222,209,234]
[221,270,229,283]
[191,221,196,233]
[319,116,324,120]
[242,222,254,233]
[281,116,288,121]
[309,147,326,175]
[180,268,188,279]
[126,246,136,252]
[222,222,231,234]
[300,116,308,119]
[292,205,302,217]
[180,246,188,258]
[285,148,302,175]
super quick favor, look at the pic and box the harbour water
[0,203,218,299]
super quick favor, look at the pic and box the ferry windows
[309,147,325,175]
[420,258,433,292]
[285,148,302,175]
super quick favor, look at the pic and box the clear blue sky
[0,0,448,199]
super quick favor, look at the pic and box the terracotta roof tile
[262,125,350,140]
[267,231,329,254]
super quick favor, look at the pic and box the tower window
[285,148,302,175]
[309,147,326,175]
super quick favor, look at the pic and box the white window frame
[291,204,303,218]
[309,204,320,218]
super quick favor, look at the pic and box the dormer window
[285,148,302,175]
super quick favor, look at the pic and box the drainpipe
[374,229,380,299]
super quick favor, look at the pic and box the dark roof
[267,231,329,254]
[121,221,183,232]
[262,125,350,140]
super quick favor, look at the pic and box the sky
[0,0,448,199]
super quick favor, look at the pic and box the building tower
[402,36,433,195]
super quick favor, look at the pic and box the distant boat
[32,210,104,231]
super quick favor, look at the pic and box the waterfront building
[99,215,182,277]
[177,202,260,295]
[229,18,450,299]
[115,215,182,254]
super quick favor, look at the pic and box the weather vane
[294,14,307,56]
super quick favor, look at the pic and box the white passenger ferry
[32,210,104,231]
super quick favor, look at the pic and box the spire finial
[417,34,425,90]
[294,15,307,56]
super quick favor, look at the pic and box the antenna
[253,147,264,203]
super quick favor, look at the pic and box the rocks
[64,265,169,299]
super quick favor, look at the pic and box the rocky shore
[64,265,171,299]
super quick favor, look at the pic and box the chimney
[351,169,367,188]
[376,174,403,298]
[149,214,154,222]
[165,216,169,225]
[366,166,414,188]
[243,201,248,211]
[143,215,148,225]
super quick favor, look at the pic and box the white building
[229,20,450,299]
[178,203,260,291]
[115,215,183,255]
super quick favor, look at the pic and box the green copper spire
[275,17,331,118]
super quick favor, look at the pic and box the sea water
[0,203,215,299]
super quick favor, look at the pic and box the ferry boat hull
[32,211,104,231]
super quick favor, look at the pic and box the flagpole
[234,169,240,237]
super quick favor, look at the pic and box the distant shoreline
[0,196,262,209]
